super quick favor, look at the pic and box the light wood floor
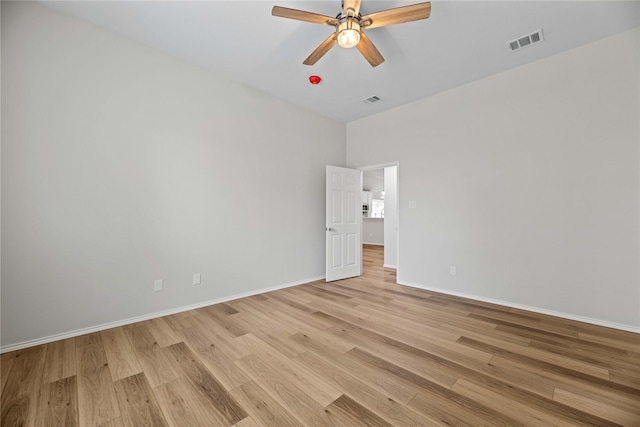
[2,245,640,426]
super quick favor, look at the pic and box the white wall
[1,2,346,349]
[347,29,640,330]
[363,219,384,245]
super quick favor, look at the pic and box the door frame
[359,161,400,278]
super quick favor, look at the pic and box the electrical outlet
[450,266,457,276]
[193,273,201,286]
[154,279,163,292]
[409,200,417,209]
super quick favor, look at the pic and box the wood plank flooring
[2,244,639,426]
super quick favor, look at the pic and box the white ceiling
[41,1,639,123]
[363,169,384,194]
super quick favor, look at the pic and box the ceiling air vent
[363,95,381,104]
[508,29,544,51]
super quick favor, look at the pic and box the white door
[326,165,362,282]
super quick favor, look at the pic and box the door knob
[326,227,335,232]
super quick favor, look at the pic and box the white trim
[363,242,384,246]
[398,279,640,334]
[9,273,635,353]
[0,275,325,354]
[358,162,399,172]
[383,264,397,269]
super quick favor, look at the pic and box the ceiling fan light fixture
[272,1,432,66]
[337,18,361,48]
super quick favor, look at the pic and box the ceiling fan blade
[356,32,384,67]
[272,6,337,25]
[343,0,362,16]
[303,34,338,65]
[361,2,431,29]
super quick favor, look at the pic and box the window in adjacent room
[371,199,385,218]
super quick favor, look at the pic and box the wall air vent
[508,29,544,51]
[363,95,381,104]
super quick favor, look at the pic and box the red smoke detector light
[309,75,321,85]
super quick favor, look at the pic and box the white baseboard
[383,264,397,269]
[0,275,325,354]
[363,242,384,246]
[7,274,636,353]
[397,279,640,334]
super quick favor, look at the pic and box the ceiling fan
[272,0,431,67]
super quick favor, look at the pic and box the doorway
[361,163,398,272]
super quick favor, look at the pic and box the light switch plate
[154,279,163,292]
[193,273,201,286]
